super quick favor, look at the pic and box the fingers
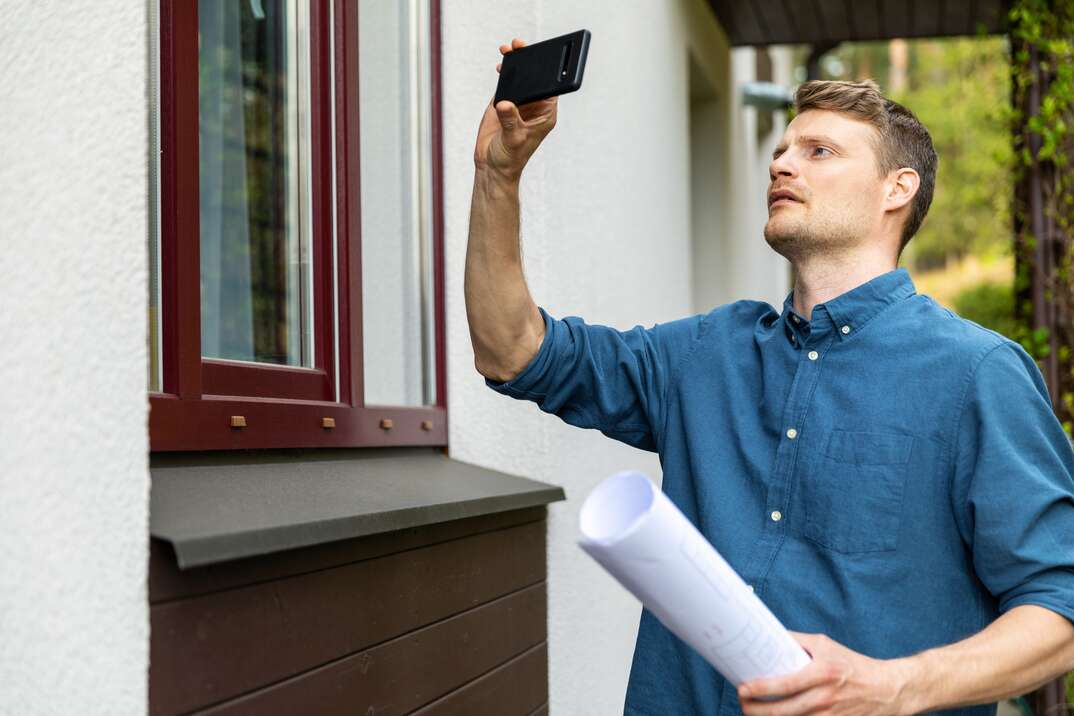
[498,37,526,74]
[741,685,836,716]
[499,37,527,54]
[739,661,833,701]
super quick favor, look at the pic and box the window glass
[198,0,313,367]
[358,0,437,406]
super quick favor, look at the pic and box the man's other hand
[737,632,914,716]
[473,37,558,183]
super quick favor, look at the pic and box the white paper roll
[578,470,811,685]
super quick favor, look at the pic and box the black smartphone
[494,29,591,107]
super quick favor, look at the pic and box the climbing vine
[1006,0,1074,438]
[1005,4,1074,712]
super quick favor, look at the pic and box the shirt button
[770,510,783,522]
[808,350,819,361]
[790,333,796,343]
[841,325,851,334]
[747,584,755,592]
[786,427,798,439]
[792,315,800,324]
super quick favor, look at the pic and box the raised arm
[465,38,557,382]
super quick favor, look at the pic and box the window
[149,0,446,451]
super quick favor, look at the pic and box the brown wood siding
[150,507,550,715]
[410,642,548,716]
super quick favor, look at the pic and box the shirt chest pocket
[799,429,915,554]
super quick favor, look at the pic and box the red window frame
[150,0,447,451]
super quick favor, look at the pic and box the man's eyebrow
[771,135,846,159]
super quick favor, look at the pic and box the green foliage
[795,37,1014,272]
[891,39,1014,271]
[1006,0,1074,445]
[1007,0,1074,174]
[951,281,1020,339]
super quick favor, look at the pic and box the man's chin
[763,218,797,245]
[763,221,809,259]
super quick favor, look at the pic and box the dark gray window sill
[150,447,566,569]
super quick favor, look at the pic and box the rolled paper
[578,470,811,686]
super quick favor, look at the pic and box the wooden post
[1011,14,1074,715]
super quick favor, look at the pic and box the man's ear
[884,167,920,214]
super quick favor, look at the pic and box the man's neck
[791,253,898,321]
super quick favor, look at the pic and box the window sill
[150,447,566,569]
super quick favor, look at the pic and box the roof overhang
[708,0,1010,46]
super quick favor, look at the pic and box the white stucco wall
[0,2,149,714]
[443,1,790,712]
[0,1,790,712]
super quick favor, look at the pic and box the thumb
[495,100,523,132]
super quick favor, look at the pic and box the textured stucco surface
[442,1,790,712]
[0,0,786,712]
[0,2,149,714]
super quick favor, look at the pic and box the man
[466,37,1074,715]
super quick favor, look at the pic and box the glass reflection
[198,0,312,366]
[359,0,437,406]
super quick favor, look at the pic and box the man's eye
[811,146,832,157]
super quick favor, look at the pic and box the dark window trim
[150,0,448,451]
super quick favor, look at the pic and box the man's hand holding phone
[473,38,558,184]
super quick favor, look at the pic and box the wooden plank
[974,0,1008,36]
[150,520,546,715]
[150,506,546,603]
[943,0,975,36]
[781,0,824,47]
[914,0,944,38]
[714,0,1007,45]
[710,0,767,45]
[849,0,883,41]
[881,0,915,39]
[411,642,548,716]
[753,2,795,45]
[708,0,743,44]
[815,0,852,42]
[194,585,547,715]
[735,2,770,45]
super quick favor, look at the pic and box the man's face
[764,109,887,262]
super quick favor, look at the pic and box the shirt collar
[781,268,917,344]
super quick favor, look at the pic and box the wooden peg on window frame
[321,417,336,429]
[380,418,393,430]
[230,415,247,428]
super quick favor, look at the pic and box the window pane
[359,0,437,406]
[198,0,313,367]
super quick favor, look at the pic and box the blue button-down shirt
[486,268,1074,716]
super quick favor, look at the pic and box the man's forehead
[775,110,877,151]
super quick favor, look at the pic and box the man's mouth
[768,189,803,208]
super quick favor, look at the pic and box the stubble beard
[763,207,862,263]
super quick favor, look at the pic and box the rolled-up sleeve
[952,340,1074,624]
[484,305,705,452]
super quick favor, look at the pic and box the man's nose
[769,152,797,182]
